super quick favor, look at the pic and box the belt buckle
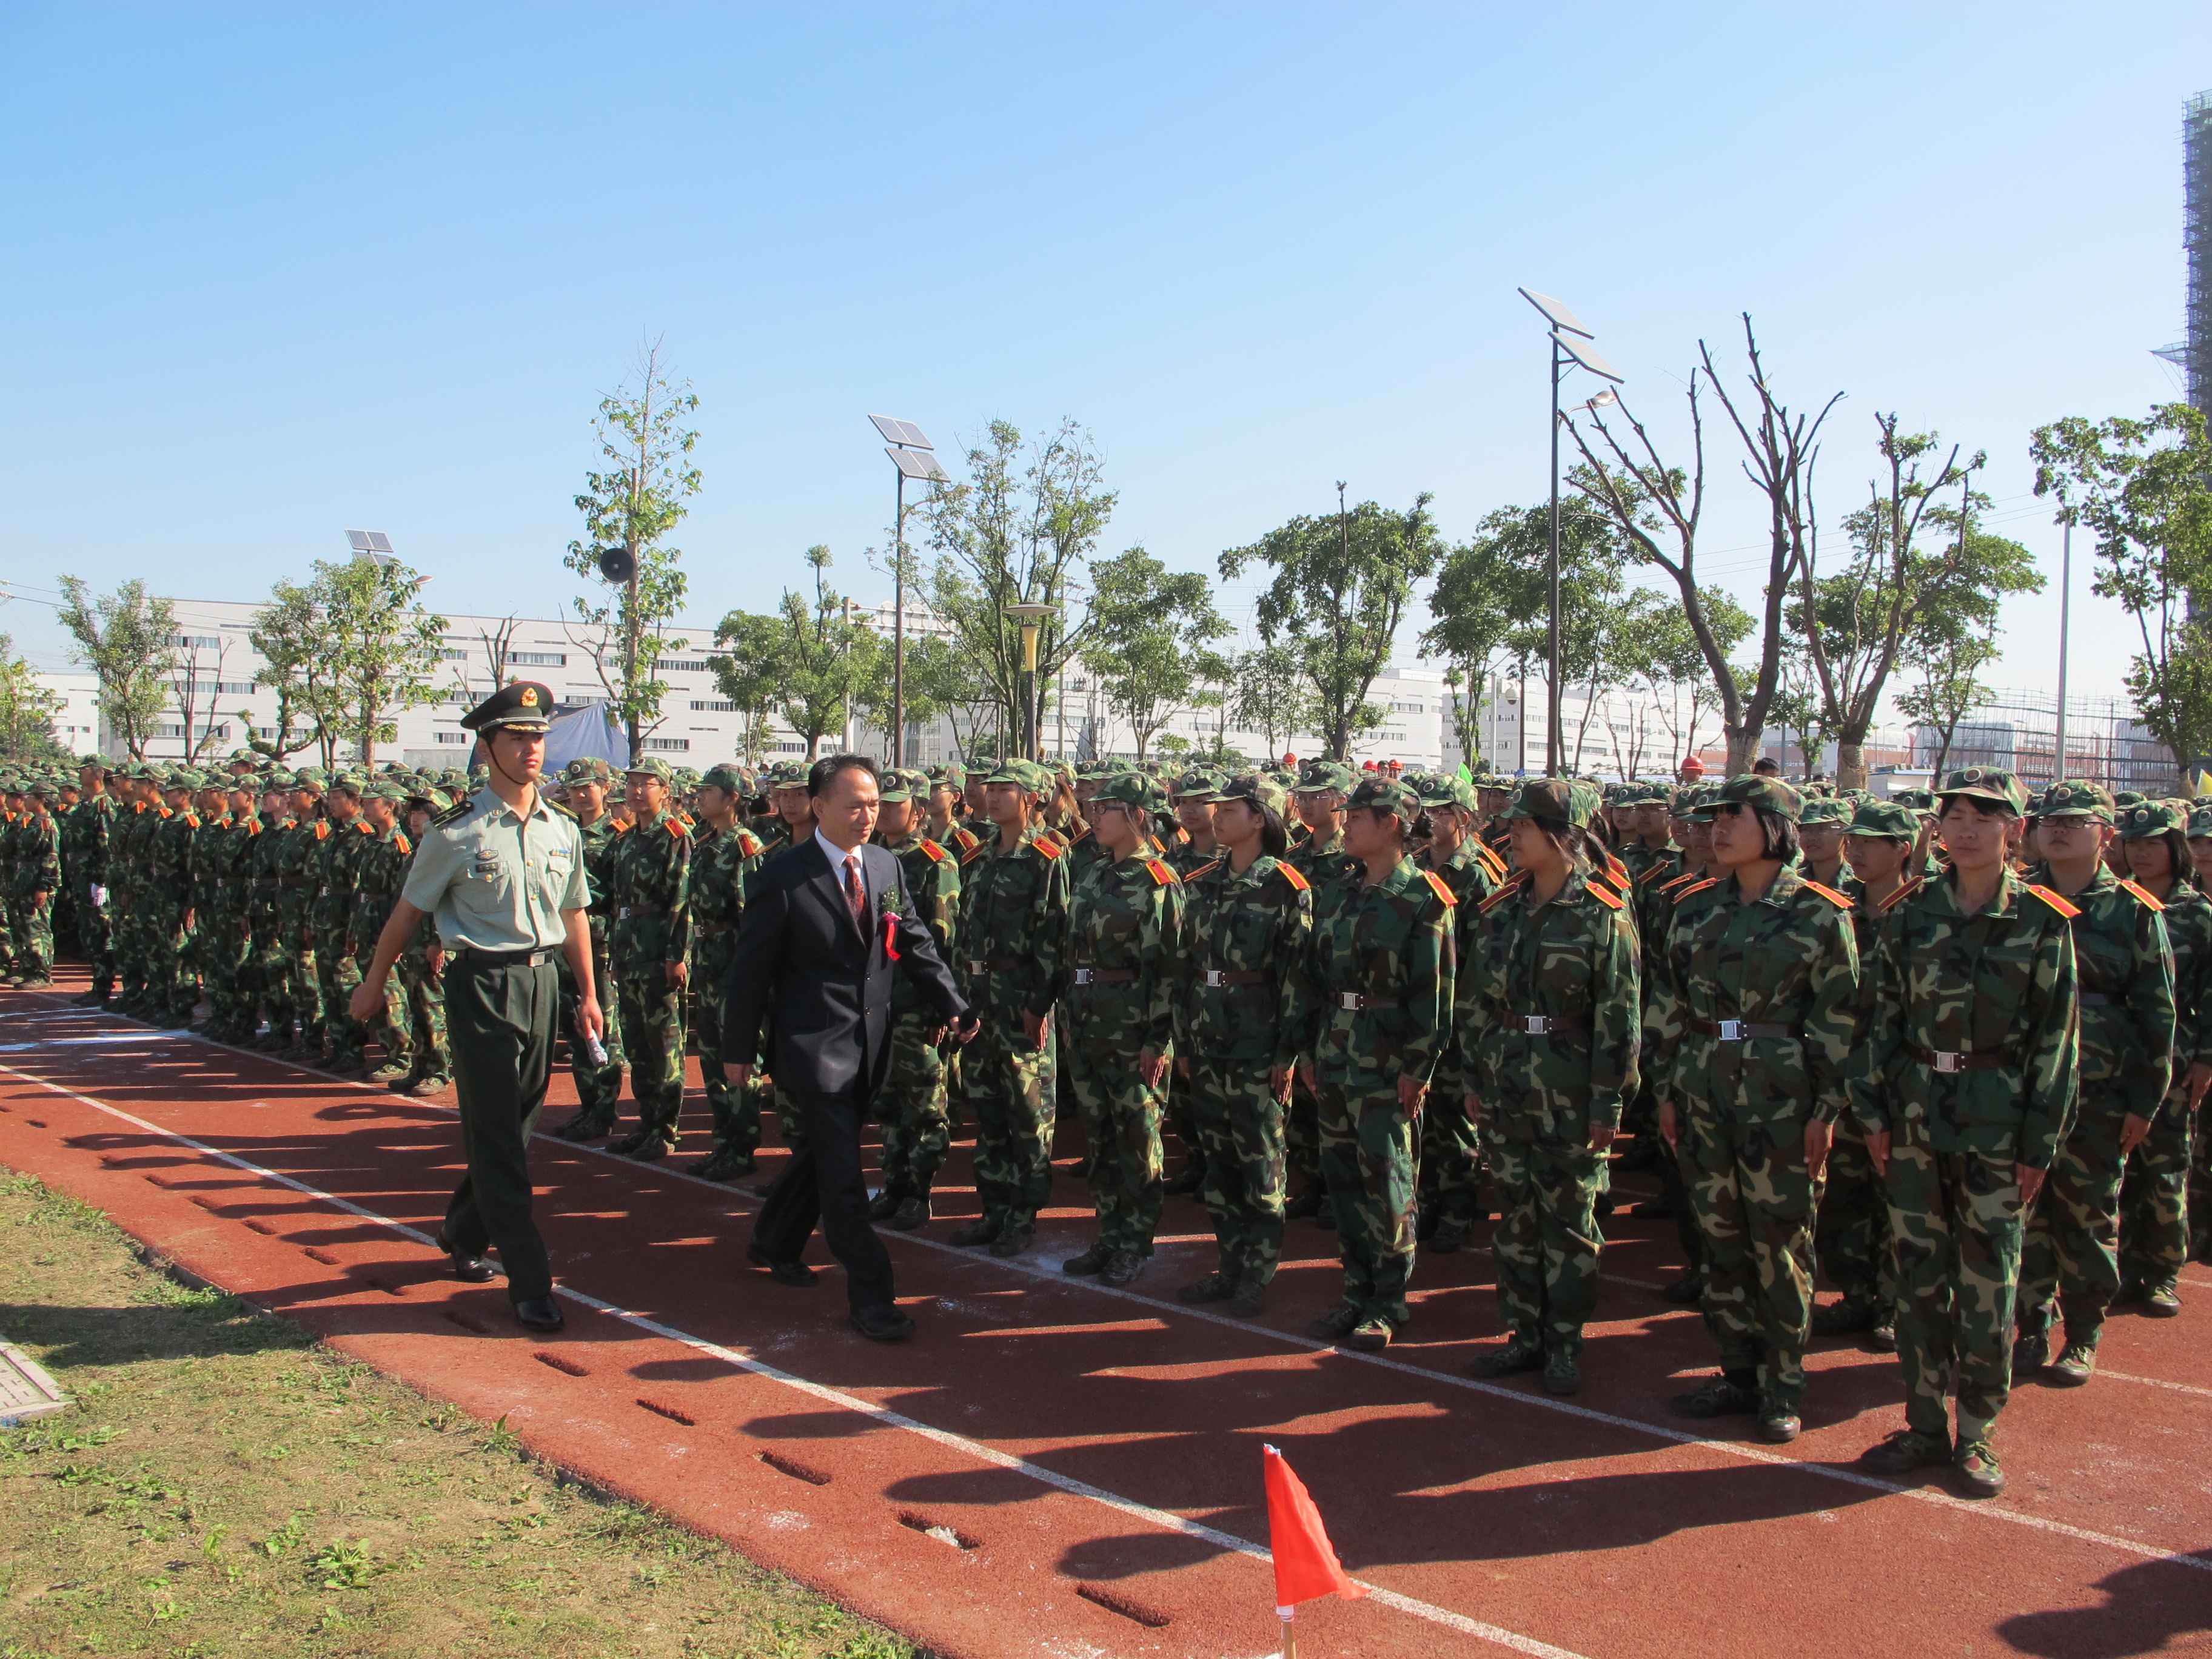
[1338,991,1364,1011]
[1203,969,1227,988]
[617,906,632,920]
[1933,1050,1963,1075]
[966,959,987,976]
[1522,1015,1550,1036]
[1717,1019,1745,1042]
[1073,968,1094,987]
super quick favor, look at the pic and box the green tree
[1082,546,1228,762]
[2030,402,2212,776]
[733,546,885,762]
[899,631,999,760]
[246,579,332,762]
[564,338,702,762]
[1229,642,1320,762]
[1895,625,2000,782]
[56,577,177,760]
[310,557,447,766]
[1219,486,1443,759]
[706,609,783,767]
[0,633,65,760]
[1631,585,1752,769]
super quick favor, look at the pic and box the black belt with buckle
[1513,1014,1589,1038]
[451,945,560,969]
[1691,1018,1798,1042]
[1070,967,1137,987]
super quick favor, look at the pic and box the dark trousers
[751,1085,895,1313]
[443,957,558,1302]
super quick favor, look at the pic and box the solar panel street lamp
[1517,289,1625,776]
[871,415,950,766]
[1007,602,1057,762]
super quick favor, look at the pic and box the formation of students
[6,745,2207,1503]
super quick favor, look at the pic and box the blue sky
[3,2,2204,719]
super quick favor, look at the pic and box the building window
[169,634,223,650]
[438,648,468,661]
[644,736,690,752]
[149,722,230,740]
[509,651,566,667]
[774,740,806,754]
[690,699,736,712]
[656,659,709,674]
[434,731,471,745]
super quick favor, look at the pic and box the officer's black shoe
[1062,1245,1112,1276]
[1661,1272,1704,1305]
[745,1245,816,1287]
[867,1189,903,1222]
[888,1196,931,1232]
[435,1233,498,1283]
[850,1304,916,1342]
[514,1297,565,1332]
[1670,1375,1757,1419]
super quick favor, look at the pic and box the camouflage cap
[2119,799,2187,840]
[699,762,751,796]
[561,757,614,786]
[1501,777,1601,829]
[1344,774,1420,822]
[1680,783,1721,822]
[876,766,928,805]
[2189,805,2212,840]
[1170,766,1227,802]
[1290,759,1356,796]
[767,760,809,789]
[1213,771,1290,820]
[2039,779,2116,822]
[164,768,202,792]
[1090,772,1155,810]
[1847,800,1920,841]
[1934,766,2026,815]
[361,780,408,803]
[2114,790,2148,809]
[328,771,366,795]
[293,766,327,789]
[260,768,297,791]
[1714,773,1805,822]
[1415,773,1479,813]
[983,759,1050,793]
[1798,796,1853,828]
[1889,787,1937,814]
[624,756,675,785]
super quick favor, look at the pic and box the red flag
[1263,1444,1365,1614]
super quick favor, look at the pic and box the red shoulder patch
[1273,860,1308,892]
[1672,877,1718,903]
[1876,875,1923,914]
[666,817,686,839]
[1421,869,1458,908]
[313,820,329,840]
[182,813,199,830]
[736,830,763,857]
[1032,835,1064,861]
[2117,877,2167,913]
[246,818,262,836]
[2026,884,2082,920]
[918,837,948,863]
[1477,871,1530,915]
[1604,852,1631,886]
[1183,858,1224,883]
[1587,880,1625,911]
[1659,870,1701,894]
[1144,858,1178,886]
[394,831,412,855]
[355,819,374,833]
[1801,880,1854,910]
[959,840,989,866]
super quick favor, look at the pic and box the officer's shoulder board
[1875,875,1923,913]
[1273,860,1307,893]
[1800,880,1854,911]
[1673,876,1719,904]
[1184,857,1224,883]
[736,829,765,857]
[1031,833,1064,860]
[312,819,329,840]
[1474,843,1507,881]
[2026,883,2082,920]
[1419,868,1458,909]
[2117,877,2166,913]
[431,797,471,828]
[1142,857,1178,887]
[1477,870,1530,914]
[959,838,990,867]
[394,831,411,856]
[917,836,948,864]
[1586,878,1626,911]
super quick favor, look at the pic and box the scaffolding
[1907,686,2180,796]
[2188,90,2211,415]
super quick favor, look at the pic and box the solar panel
[870,414,934,451]
[1518,287,1593,339]
[887,445,948,481]
[346,531,374,552]
[1551,330,1624,383]
[366,531,394,554]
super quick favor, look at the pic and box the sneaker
[368,1061,411,1082]
[1757,1408,1801,1444]
[387,1071,424,1094]
[1868,1321,1897,1353]
[1670,1375,1757,1419]
[1469,1338,1546,1379]
[620,1136,669,1162]
[950,1218,1001,1248]
[1229,1282,1267,1318]
[2046,1342,2096,1386]
[1179,1272,1235,1305]
[1661,1272,1704,1305]
[2143,1286,2183,1319]
[989,1224,1033,1259]
[1341,1316,1394,1352]
[2013,1328,2051,1378]
[888,1196,931,1232]
[1062,1245,1112,1276]
[1099,1253,1145,1287]
[1305,1304,1364,1341]
[1863,1427,1952,1475]
[1543,1352,1582,1396]
[1812,1299,1876,1336]
[607,1129,654,1156]
[404,1074,450,1097]
[1954,1439,2005,1499]
[697,1146,755,1182]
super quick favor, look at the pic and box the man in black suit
[722,753,975,1341]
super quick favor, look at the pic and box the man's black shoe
[514,1297,565,1332]
[746,1245,817,1287]
[435,1232,497,1283]
[850,1305,915,1342]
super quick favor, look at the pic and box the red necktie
[845,853,866,930]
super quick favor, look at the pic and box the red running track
[2,973,2210,1659]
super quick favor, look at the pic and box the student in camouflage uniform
[343,783,417,1080]
[1412,774,1505,1252]
[1284,760,1359,1221]
[690,763,769,1179]
[7,781,61,987]
[951,760,1071,1258]
[1290,773,1456,1353]
[2014,780,2174,1388]
[143,771,201,1026]
[551,760,627,1138]
[1172,773,1312,1315]
[199,776,261,1041]
[606,757,694,1158]
[109,768,158,1014]
[392,786,452,1095]
[1647,773,1859,1445]
[868,767,961,1225]
[1054,773,1184,1285]
[315,777,375,1070]
[246,773,300,1050]
[1857,767,2079,1500]
[1460,779,1640,1396]
[1797,796,1855,892]
[65,760,116,1004]
[280,771,332,1059]
[2116,800,2212,1310]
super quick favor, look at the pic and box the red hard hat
[1678,756,1707,777]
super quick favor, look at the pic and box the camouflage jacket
[1056,851,1184,1054]
[1287,824,1358,896]
[1859,866,2080,1166]
[2054,866,2175,1110]
[112,800,159,895]
[956,824,1071,1021]
[189,813,230,917]
[303,817,350,935]
[60,794,113,885]
[1166,835,1221,882]
[2158,880,2212,1070]
[1459,869,1641,1136]
[11,813,59,896]
[691,820,767,960]
[575,814,622,945]
[877,828,960,1016]
[1645,865,1860,1124]
[247,813,294,930]
[348,822,414,955]
[1059,823,1110,890]
[608,807,692,970]
[217,814,261,919]
[146,807,195,911]
[1173,852,1313,1067]
[1290,854,1456,1085]
[315,818,378,937]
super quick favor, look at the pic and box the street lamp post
[870,417,950,767]
[1007,602,1056,762]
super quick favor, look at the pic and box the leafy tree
[900,632,999,760]
[744,546,885,762]
[310,557,447,766]
[1632,585,1752,769]
[706,610,785,767]
[1230,643,1320,762]
[1219,487,1443,759]
[247,579,332,761]
[1082,546,1228,762]
[0,633,65,760]
[1896,625,2000,781]
[2030,403,2212,776]
[56,577,176,760]
[563,338,702,762]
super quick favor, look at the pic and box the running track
[2,972,2209,1659]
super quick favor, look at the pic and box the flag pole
[1279,1607,1296,1659]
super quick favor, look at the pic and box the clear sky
[4,3,2205,721]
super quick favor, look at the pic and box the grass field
[0,1169,914,1659]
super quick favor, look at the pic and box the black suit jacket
[722,837,968,1100]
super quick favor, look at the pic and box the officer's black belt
[1689,1018,1798,1042]
[1070,967,1136,987]
[1201,969,1272,988]
[1906,1041,2004,1074]
[1512,1014,1589,1038]
[2078,992,2114,1007]
[449,945,561,969]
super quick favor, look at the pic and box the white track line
[7,1013,2212,1582]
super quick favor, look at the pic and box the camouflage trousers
[395,950,449,1081]
[196,913,249,1029]
[2019,1106,2128,1349]
[876,1010,950,1196]
[1067,1039,1164,1258]
[1416,1065,1483,1239]
[278,915,320,1036]
[966,1019,1056,1230]
[317,938,356,1058]
[2118,1088,2193,1296]
[1486,1129,1604,1358]
[248,925,298,1040]
[1286,1075,1325,1196]
[2193,1102,2212,1263]
[1681,1104,1820,1411]
[558,936,625,1125]
[691,936,755,1155]
[1885,1131,2024,1443]
[115,894,148,1001]
[1816,1117,1896,1313]
[335,946,407,1068]
[8,890,53,980]
[1316,1071,1418,1327]
[144,907,195,1021]
[75,880,113,993]
[1185,1056,1287,1289]
[615,967,686,1143]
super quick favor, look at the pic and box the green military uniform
[1859,768,2079,1496]
[1057,773,1186,1284]
[111,781,161,1013]
[1412,774,1506,1252]
[346,788,417,1079]
[400,680,588,1326]
[246,781,301,1050]
[1283,760,1361,1217]
[606,757,694,1156]
[870,769,961,1222]
[144,780,201,1026]
[276,777,331,1056]
[1172,772,1313,1312]
[952,761,1072,1255]
[7,786,60,987]
[1460,780,1640,1392]
[198,794,258,1040]
[1290,775,1455,1350]
[313,784,375,1068]
[62,774,116,1002]
[392,786,453,1095]
[552,764,627,1136]
[690,764,769,1178]
[1646,774,1859,1436]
